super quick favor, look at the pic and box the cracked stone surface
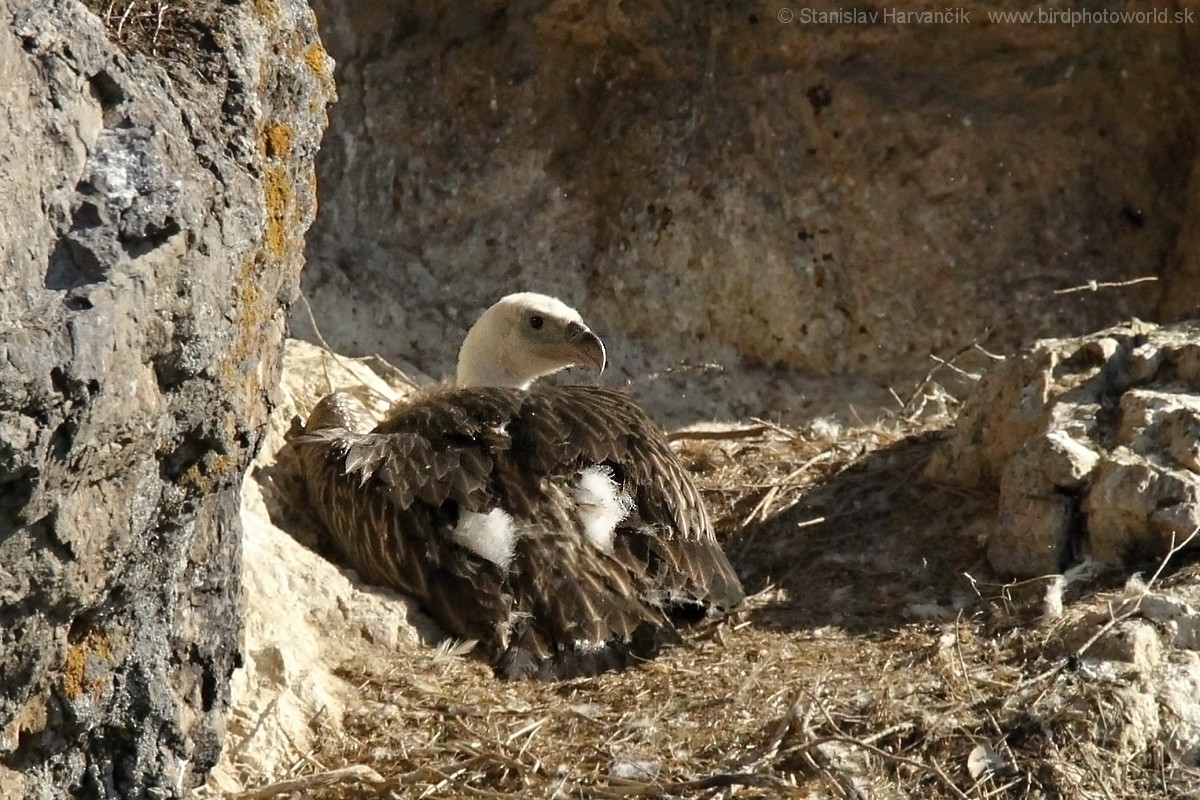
[296,0,1199,426]
[927,320,1200,577]
[0,1,332,796]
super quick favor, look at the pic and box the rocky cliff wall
[297,0,1199,424]
[0,0,332,797]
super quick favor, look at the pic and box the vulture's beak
[566,321,607,375]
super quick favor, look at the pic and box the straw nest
[232,372,1196,799]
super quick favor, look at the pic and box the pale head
[456,292,607,389]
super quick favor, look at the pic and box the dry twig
[1052,276,1158,295]
[233,765,385,799]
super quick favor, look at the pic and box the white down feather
[571,465,635,553]
[451,508,519,570]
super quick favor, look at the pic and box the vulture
[289,292,744,679]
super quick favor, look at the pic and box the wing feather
[289,383,743,680]
[291,392,513,654]
[511,386,745,611]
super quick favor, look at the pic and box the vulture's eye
[529,315,545,330]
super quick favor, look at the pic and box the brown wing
[511,386,745,612]
[498,492,678,680]
[289,393,514,654]
[375,384,743,611]
[290,385,742,680]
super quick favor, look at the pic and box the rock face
[1047,575,1200,777]
[297,0,1198,424]
[206,340,425,795]
[927,321,1200,577]
[0,0,332,797]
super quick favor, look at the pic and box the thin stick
[233,764,386,799]
[740,451,834,528]
[152,2,167,50]
[928,353,981,381]
[973,343,1005,360]
[667,424,771,442]
[298,293,404,407]
[929,758,972,800]
[116,0,135,37]
[607,771,793,795]
[1053,276,1158,295]
[226,693,280,764]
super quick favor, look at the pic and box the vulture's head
[456,293,607,389]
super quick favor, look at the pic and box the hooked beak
[566,321,607,375]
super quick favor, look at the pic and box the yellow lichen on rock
[263,165,294,261]
[303,42,333,92]
[263,122,293,160]
[252,0,277,20]
[62,631,113,700]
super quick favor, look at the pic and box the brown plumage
[287,293,744,679]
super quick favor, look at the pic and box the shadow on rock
[251,447,452,650]
[728,432,1001,635]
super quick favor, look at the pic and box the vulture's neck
[456,329,532,389]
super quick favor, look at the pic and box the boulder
[0,0,332,796]
[927,321,1200,576]
[205,340,427,795]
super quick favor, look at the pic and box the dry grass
[236,384,1195,800]
[79,0,227,78]
[81,0,177,53]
